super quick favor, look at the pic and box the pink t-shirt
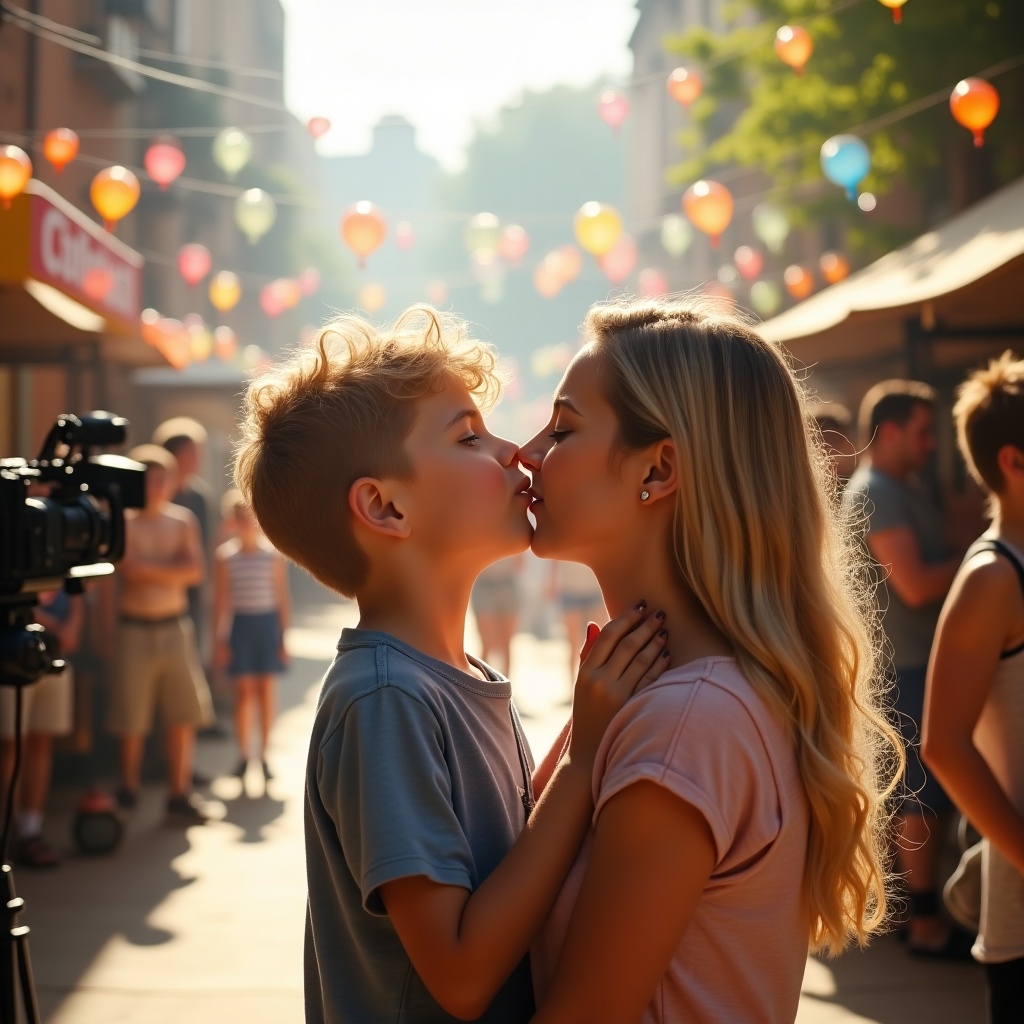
[533,657,811,1024]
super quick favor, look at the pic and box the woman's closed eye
[547,428,570,442]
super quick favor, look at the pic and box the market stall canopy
[760,176,1024,367]
[0,179,171,367]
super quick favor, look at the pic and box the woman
[521,298,901,1023]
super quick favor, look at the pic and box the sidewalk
[11,596,985,1023]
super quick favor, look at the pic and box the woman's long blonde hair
[585,297,902,955]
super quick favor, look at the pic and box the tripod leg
[14,924,40,1024]
[1,865,40,1024]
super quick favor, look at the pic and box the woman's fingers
[596,610,666,684]
[580,601,651,670]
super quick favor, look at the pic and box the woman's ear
[348,477,410,539]
[641,438,678,503]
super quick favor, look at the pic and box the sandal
[16,833,61,869]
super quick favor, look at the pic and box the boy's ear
[997,444,1024,484]
[348,477,410,539]
[641,438,678,504]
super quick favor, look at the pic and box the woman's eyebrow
[553,396,581,415]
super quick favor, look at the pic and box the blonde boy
[234,307,667,1023]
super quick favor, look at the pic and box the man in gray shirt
[843,380,963,957]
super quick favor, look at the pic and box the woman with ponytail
[521,298,902,1023]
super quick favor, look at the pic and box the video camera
[0,412,146,686]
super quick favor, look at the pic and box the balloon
[573,201,623,257]
[82,267,113,301]
[213,127,252,179]
[660,215,693,257]
[90,165,140,230]
[751,202,790,253]
[307,116,331,139]
[774,26,813,75]
[0,145,32,209]
[276,278,302,310]
[717,265,740,290]
[666,68,702,108]
[553,245,583,285]
[235,188,277,244]
[683,180,733,247]
[43,128,78,173]
[784,265,814,300]
[298,267,321,296]
[358,282,387,313]
[140,308,162,347]
[749,280,782,316]
[177,243,212,287]
[703,281,735,305]
[638,268,669,298]
[187,318,213,362]
[878,0,908,23]
[597,88,629,133]
[426,280,448,306]
[498,224,529,265]
[213,325,238,361]
[341,201,387,267]
[598,234,637,285]
[819,252,850,285]
[533,257,563,299]
[470,250,505,287]
[395,220,415,251]
[242,345,266,373]
[209,270,241,312]
[820,134,870,200]
[144,136,186,190]
[464,212,502,256]
[733,246,764,281]
[950,78,999,148]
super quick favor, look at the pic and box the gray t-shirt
[304,628,536,1024]
[843,465,948,669]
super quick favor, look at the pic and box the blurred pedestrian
[213,490,290,781]
[843,379,965,957]
[548,560,606,684]
[469,554,522,676]
[108,445,213,824]
[0,587,82,867]
[923,352,1024,1020]
[809,401,858,485]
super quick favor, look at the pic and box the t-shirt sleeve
[861,476,909,534]
[318,685,475,915]
[594,679,782,872]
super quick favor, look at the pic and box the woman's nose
[517,432,548,472]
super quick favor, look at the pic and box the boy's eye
[460,433,481,446]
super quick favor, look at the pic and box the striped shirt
[224,543,279,614]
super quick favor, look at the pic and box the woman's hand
[568,602,668,768]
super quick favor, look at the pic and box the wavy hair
[584,297,902,955]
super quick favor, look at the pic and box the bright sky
[280,0,638,172]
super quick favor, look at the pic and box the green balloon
[751,203,790,254]
[660,215,693,257]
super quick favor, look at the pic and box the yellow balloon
[358,282,387,313]
[573,202,623,257]
[209,271,241,312]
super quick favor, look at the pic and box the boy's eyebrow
[445,408,480,430]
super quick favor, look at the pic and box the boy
[234,307,667,1022]
[923,352,1024,1020]
[108,444,214,823]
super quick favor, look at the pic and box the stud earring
[640,490,650,501]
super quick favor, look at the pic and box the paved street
[11,595,986,1023]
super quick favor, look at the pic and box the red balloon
[597,89,629,133]
[144,136,186,190]
[638,267,669,298]
[177,243,212,287]
[82,266,113,301]
[597,235,637,285]
[733,246,764,282]
[307,116,331,139]
[260,282,285,317]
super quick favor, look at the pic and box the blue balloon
[820,134,870,201]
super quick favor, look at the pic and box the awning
[759,176,1024,367]
[0,179,171,367]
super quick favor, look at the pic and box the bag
[943,840,982,933]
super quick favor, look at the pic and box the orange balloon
[0,145,32,209]
[43,128,79,173]
[666,68,702,108]
[774,26,813,75]
[819,252,850,285]
[213,325,238,362]
[90,165,140,231]
[358,282,387,313]
[784,265,814,299]
[341,201,387,268]
[554,245,583,284]
[683,180,733,247]
[950,78,999,147]
[533,258,563,299]
[878,0,908,24]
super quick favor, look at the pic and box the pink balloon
[260,282,285,317]
[498,224,530,265]
[144,137,186,190]
[427,280,448,305]
[638,267,669,297]
[395,221,415,251]
[307,116,331,139]
[598,234,637,284]
[733,246,764,282]
[177,243,212,287]
[597,88,629,133]
[298,267,321,296]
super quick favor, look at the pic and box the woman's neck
[993,499,1024,552]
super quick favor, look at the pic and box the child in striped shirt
[213,490,291,780]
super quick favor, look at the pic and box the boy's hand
[568,603,668,767]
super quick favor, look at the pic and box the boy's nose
[517,433,547,472]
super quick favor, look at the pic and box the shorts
[890,664,952,816]
[229,611,285,676]
[0,666,74,739]
[107,616,214,736]
[471,578,519,617]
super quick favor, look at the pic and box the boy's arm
[273,554,291,633]
[922,556,1024,874]
[379,605,668,1020]
[121,516,205,588]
